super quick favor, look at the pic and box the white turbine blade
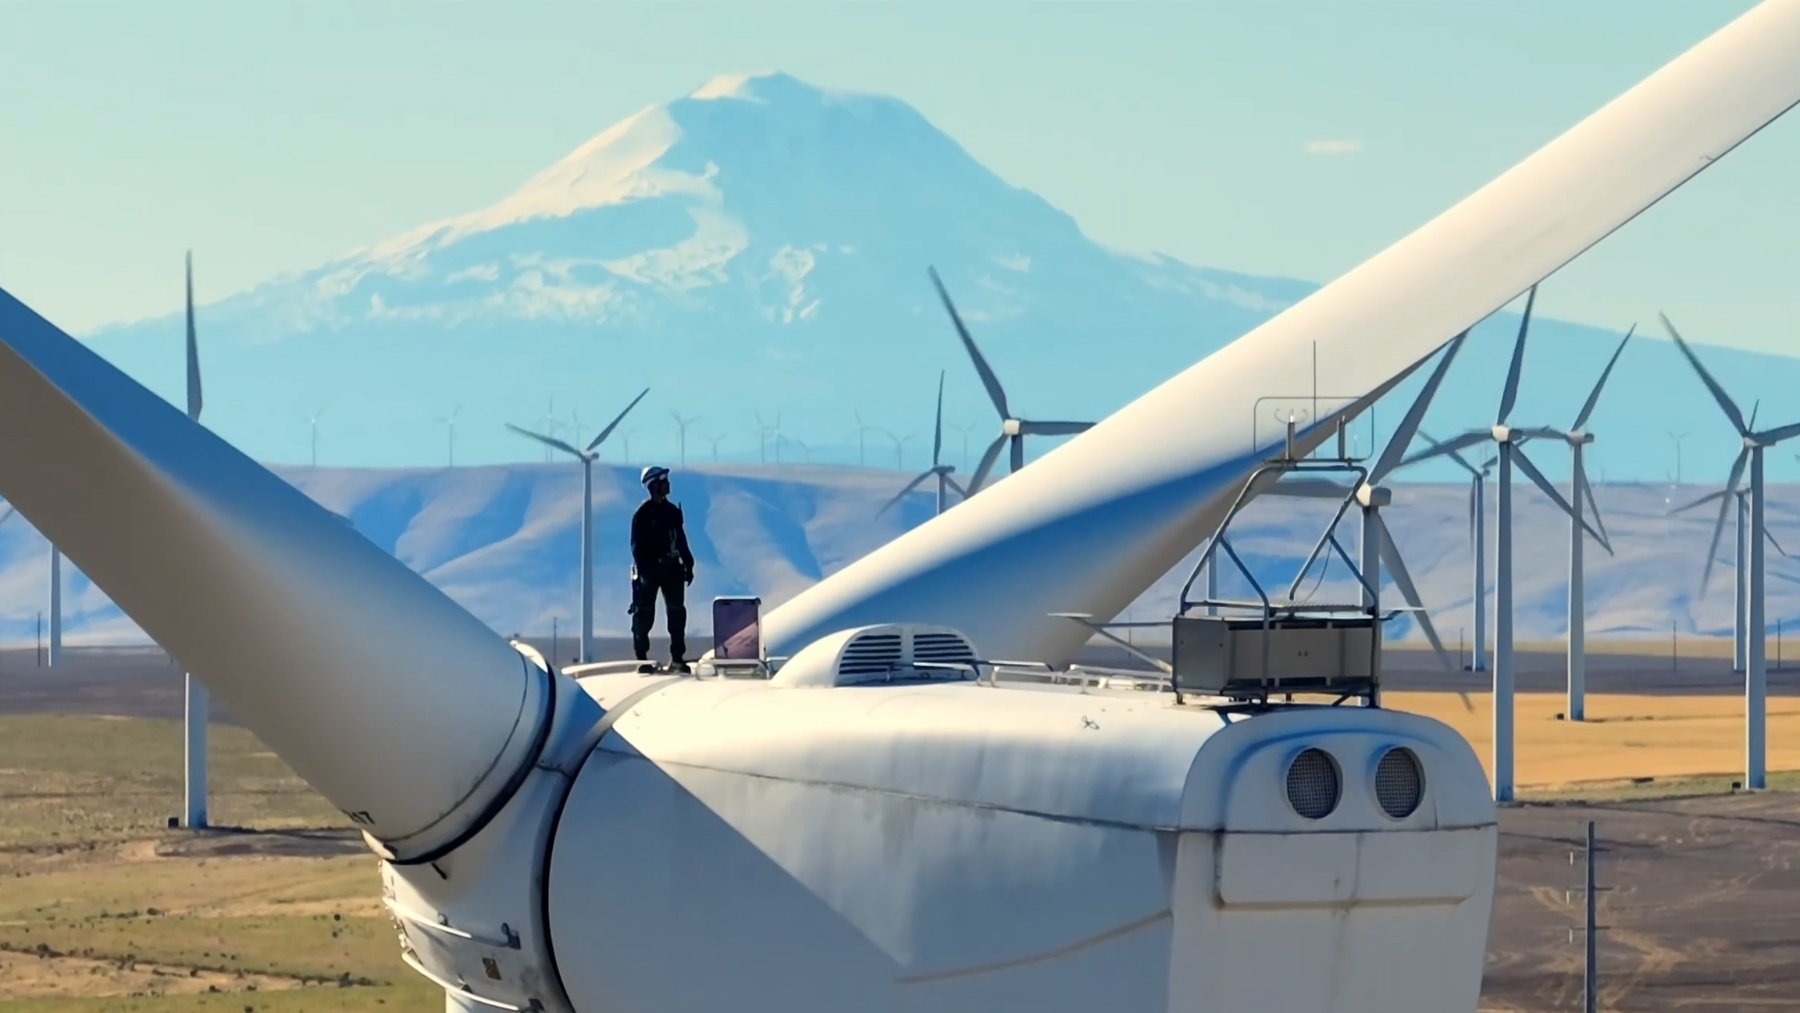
[1660,313,1749,435]
[1515,448,1609,552]
[762,4,1800,663]
[1514,426,1568,441]
[1496,285,1536,425]
[1416,429,1485,477]
[1700,449,1750,596]
[507,423,583,459]
[1671,487,1729,514]
[1401,429,1489,469]
[1371,331,1467,484]
[587,386,650,452]
[1019,420,1093,437]
[1571,323,1634,431]
[184,251,202,422]
[878,470,937,516]
[1376,515,1453,673]
[0,285,546,859]
[1754,419,1800,444]
[1576,463,1611,551]
[928,266,1010,421]
[968,434,1008,493]
[932,370,945,467]
[1766,525,1790,559]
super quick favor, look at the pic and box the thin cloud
[1305,139,1364,156]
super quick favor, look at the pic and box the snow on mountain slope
[79,71,1800,484]
[0,463,1789,652]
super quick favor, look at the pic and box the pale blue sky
[0,1,1794,351]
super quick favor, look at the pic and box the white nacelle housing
[537,648,1497,1013]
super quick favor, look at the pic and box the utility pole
[1567,821,1605,1013]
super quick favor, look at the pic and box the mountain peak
[689,71,834,105]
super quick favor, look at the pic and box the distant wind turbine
[1660,313,1800,791]
[183,250,210,829]
[1398,288,1606,802]
[505,387,650,664]
[929,267,1091,492]
[439,405,462,467]
[672,412,700,467]
[308,406,327,468]
[707,434,727,463]
[880,372,965,517]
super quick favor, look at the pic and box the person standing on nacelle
[630,465,694,673]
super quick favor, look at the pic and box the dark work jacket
[632,498,694,579]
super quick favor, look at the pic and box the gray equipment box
[1172,612,1377,698]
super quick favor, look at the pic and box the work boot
[671,659,692,674]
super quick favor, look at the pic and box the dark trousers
[631,573,687,662]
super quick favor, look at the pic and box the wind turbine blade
[0,504,13,528]
[1019,420,1093,437]
[588,386,650,452]
[1754,419,1800,445]
[933,370,945,467]
[0,284,548,860]
[1400,430,1489,469]
[877,470,936,517]
[928,266,1010,420]
[1496,285,1536,425]
[1415,429,1484,477]
[1576,463,1611,551]
[1766,525,1789,559]
[506,424,583,459]
[1515,449,1609,552]
[185,251,202,422]
[943,473,968,498]
[1376,515,1453,673]
[1571,324,1635,430]
[1699,448,1749,596]
[1671,487,1729,514]
[1371,331,1467,483]
[969,434,1008,493]
[1660,313,1748,435]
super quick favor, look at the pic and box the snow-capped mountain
[82,72,1800,483]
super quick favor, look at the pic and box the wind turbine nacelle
[380,626,1498,1013]
[1001,417,1024,437]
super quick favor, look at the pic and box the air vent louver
[837,633,903,677]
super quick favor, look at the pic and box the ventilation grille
[914,632,976,665]
[837,633,904,677]
[1286,749,1341,820]
[1374,748,1425,818]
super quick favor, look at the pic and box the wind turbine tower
[1515,324,1635,721]
[1414,433,1493,672]
[1661,314,1800,790]
[1403,289,1606,800]
[183,252,209,828]
[506,388,648,665]
[880,372,965,517]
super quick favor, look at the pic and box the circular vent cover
[1375,747,1425,818]
[1285,748,1341,820]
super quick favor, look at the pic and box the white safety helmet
[641,465,670,487]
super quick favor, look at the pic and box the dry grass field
[0,714,439,1011]
[1389,690,1800,789]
